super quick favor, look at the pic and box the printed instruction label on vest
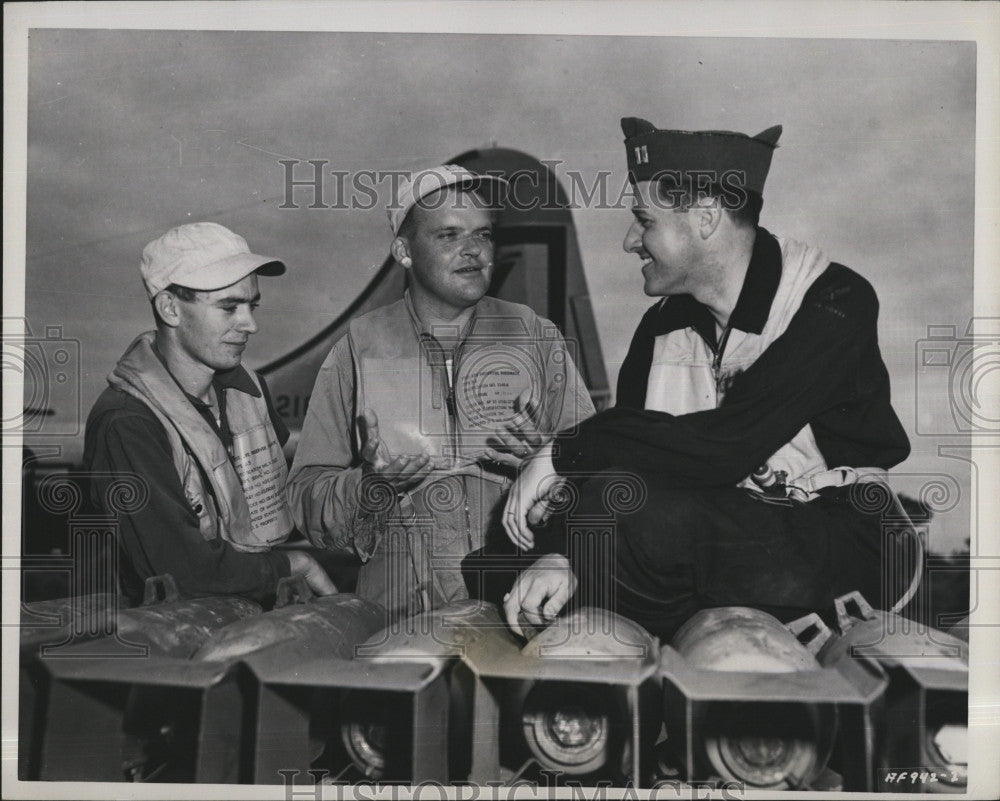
[231,424,293,544]
[459,367,528,426]
[456,345,543,429]
[360,348,549,463]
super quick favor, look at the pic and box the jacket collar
[209,364,259,397]
[654,226,782,345]
[728,226,782,334]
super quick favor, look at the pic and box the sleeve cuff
[552,418,605,475]
[266,549,292,582]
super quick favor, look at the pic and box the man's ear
[697,201,724,240]
[154,291,182,328]
[391,237,412,267]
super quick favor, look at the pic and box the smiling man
[500,118,915,639]
[288,166,594,619]
[84,222,336,605]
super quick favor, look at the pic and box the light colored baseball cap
[140,222,286,298]
[387,164,508,235]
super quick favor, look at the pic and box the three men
[288,165,595,619]
[500,118,913,638]
[84,222,336,605]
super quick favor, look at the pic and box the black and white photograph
[4,2,999,798]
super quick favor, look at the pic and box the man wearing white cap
[288,166,594,619]
[84,222,336,605]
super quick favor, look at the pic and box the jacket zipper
[712,323,733,396]
[444,346,475,553]
[444,353,458,456]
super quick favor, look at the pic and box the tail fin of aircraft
[259,147,610,441]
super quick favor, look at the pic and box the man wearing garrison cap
[497,119,914,639]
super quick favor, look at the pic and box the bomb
[194,585,385,663]
[818,591,968,793]
[660,607,847,791]
[29,575,263,782]
[459,606,661,785]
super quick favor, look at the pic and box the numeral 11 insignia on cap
[634,145,649,164]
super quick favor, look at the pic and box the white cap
[387,164,508,235]
[140,222,285,298]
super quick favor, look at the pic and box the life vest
[109,332,293,551]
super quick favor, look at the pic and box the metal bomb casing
[342,600,513,783]
[194,582,386,663]
[19,593,121,655]
[817,591,969,793]
[246,599,506,785]
[456,606,661,786]
[19,592,120,780]
[33,575,262,782]
[193,587,388,784]
[659,606,887,791]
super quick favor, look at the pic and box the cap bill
[169,252,286,292]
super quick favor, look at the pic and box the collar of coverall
[403,288,481,345]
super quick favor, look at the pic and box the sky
[17,26,980,552]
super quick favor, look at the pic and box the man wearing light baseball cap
[84,222,336,605]
[288,166,594,619]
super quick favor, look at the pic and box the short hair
[396,208,419,241]
[396,185,498,241]
[150,283,200,325]
[164,283,199,302]
[652,175,763,229]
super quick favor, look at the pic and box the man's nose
[623,220,643,253]
[237,306,259,335]
[461,234,484,257]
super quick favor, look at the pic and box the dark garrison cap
[622,117,783,195]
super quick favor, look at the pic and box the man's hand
[484,388,546,469]
[502,441,563,549]
[503,553,577,637]
[358,408,433,493]
[286,550,338,596]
